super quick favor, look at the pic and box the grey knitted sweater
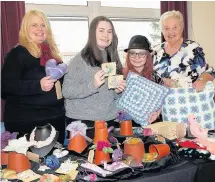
[62,50,119,121]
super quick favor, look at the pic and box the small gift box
[66,121,88,153]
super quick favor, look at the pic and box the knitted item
[45,155,60,169]
[117,72,170,126]
[188,114,208,138]
[45,59,67,80]
[40,43,59,66]
[176,139,207,150]
[162,81,215,130]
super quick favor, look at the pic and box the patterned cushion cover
[162,81,215,129]
[116,72,170,126]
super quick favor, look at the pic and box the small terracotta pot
[94,128,108,144]
[124,142,145,162]
[7,152,31,173]
[149,144,170,160]
[94,149,110,165]
[120,120,133,136]
[94,121,108,144]
[0,151,9,165]
[68,133,87,153]
[95,121,106,130]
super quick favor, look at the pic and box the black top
[1,45,64,123]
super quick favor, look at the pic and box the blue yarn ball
[45,155,60,169]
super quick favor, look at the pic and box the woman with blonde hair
[1,9,65,143]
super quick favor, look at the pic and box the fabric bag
[116,72,170,126]
[162,81,215,129]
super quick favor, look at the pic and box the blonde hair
[19,9,61,61]
[159,10,184,31]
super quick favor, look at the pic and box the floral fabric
[153,40,215,85]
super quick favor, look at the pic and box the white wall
[189,1,215,67]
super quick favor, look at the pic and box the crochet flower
[89,174,97,181]
[97,141,111,151]
[3,135,33,155]
[83,173,98,181]
[66,121,87,138]
[1,131,18,150]
[117,111,133,121]
[90,141,113,153]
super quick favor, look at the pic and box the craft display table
[120,159,197,182]
[26,154,215,182]
[189,158,215,182]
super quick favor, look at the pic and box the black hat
[124,35,152,53]
[30,124,59,157]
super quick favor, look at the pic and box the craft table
[119,159,197,182]
[3,155,215,182]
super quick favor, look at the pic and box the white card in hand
[101,62,116,77]
[108,75,123,89]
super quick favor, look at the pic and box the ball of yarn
[45,155,60,169]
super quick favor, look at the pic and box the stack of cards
[101,62,123,89]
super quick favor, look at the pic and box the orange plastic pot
[95,121,106,130]
[94,128,108,144]
[124,142,145,162]
[7,152,31,173]
[120,120,133,136]
[94,121,108,144]
[0,151,9,165]
[149,144,170,160]
[94,149,110,165]
[68,133,87,153]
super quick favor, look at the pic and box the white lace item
[29,125,56,148]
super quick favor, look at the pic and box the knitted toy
[188,114,215,154]
[45,59,67,80]
[188,114,208,139]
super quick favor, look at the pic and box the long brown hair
[123,51,153,80]
[81,16,122,74]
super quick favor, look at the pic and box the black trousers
[4,115,65,144]
[65,117,120,139]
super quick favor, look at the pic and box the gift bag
[116,72,170,126]
[162,81,215,129]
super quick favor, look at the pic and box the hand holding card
[108,75,124,89]
[102,62,116,77]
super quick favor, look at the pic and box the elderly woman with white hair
[153,10,215,91]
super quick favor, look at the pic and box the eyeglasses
[128,51,147,58]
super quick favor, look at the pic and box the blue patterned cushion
[162,81,215,129]
[116,72,170,126]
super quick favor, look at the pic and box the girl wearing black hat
[123,35,153,80]
[123,35,161,124]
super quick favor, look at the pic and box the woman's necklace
[30,125,56,148]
